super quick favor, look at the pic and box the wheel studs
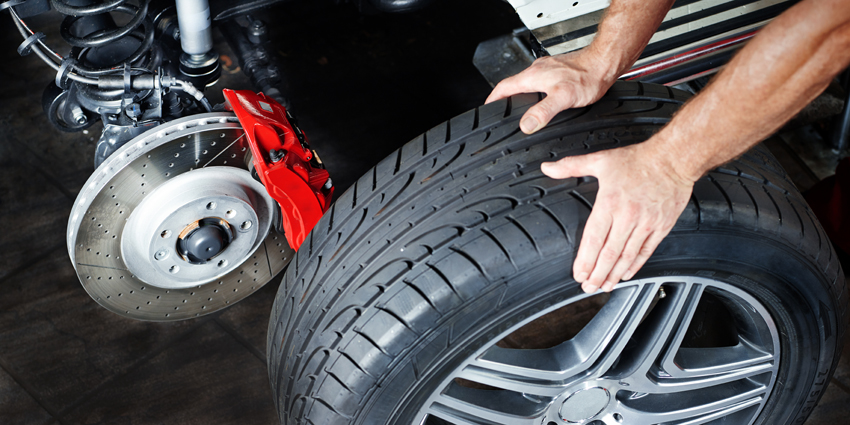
[155,249,169,261]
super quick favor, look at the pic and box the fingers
[581,213,637,293]
[555,142,692,294]
[518,91,577,134]
[541,153,596,180]
[486,74,530,104]
[601,223,653,291]
[573,205,613,290]
[622,230,668,281]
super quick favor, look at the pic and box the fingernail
[520,116,539,134]
[602,281,615,292]
[581,282,596,293]
[623,270,634,281]
[575,272,589,283]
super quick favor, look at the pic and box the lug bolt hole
[218,259,228,268]
[614,413,623,423]
[226,210,236,219]
[169,265,179,274]
[241,221,252,230]
[206,202,217,210]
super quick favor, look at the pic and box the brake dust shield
[67,113,294,321]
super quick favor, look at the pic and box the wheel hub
[121,166,272,289]
[178,218,232,263]
[67,113,295,321]
[559,386,610,423]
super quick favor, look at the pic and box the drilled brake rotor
[67,113,295,321]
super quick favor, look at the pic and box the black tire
[267,81,847,425]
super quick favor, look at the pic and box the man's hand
[486,51,617,134]
[484,0,682,293]
[484,0,850,294]
[485,0,677,135]
[541,142,694,293]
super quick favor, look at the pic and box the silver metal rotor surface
[68,113,295,321]
[415,277,781,425]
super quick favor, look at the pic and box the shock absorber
[175,0,220,88]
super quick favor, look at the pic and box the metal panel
[519,0,794,55]
[506,0,612,31]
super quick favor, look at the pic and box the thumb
[541,154,595,179]
[519,92,575,134]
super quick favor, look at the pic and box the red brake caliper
[223,89,333,251]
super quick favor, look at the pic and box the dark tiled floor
[0,367,54,425]
[0,2,848,425]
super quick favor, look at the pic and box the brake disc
[67,113,295,321]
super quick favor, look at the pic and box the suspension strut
[5,0,221,167]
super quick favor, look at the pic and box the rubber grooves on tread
[267,81,848,425]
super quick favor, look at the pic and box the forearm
[649,0,850,183]
[587,0,676,82]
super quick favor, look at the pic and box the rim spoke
[606,280,705,384]
[617,280,779,393]
[658,282,777,379]
[664,341,773,378]
[424,386,544,425]
[586,280,667,377]
[471,282,660,386]
[454,362,567,397]
[617,377,768,425]
[631,360,774,394]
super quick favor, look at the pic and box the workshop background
[0,0,848,424]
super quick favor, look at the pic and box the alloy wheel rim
[415,276,781,425]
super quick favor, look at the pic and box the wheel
[266,81,848,425]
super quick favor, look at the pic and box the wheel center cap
[559,387,610,423]
[179,218,233,264]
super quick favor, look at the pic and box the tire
[267,81,848,425]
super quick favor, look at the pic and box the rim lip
[412,276,781,425]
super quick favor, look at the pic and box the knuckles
[600,248,621,263]
[619,248,638,263]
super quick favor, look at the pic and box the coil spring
[51,0,154,76]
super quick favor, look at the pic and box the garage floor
[0,1,848,424]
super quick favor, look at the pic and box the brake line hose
[6,5,98,85]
